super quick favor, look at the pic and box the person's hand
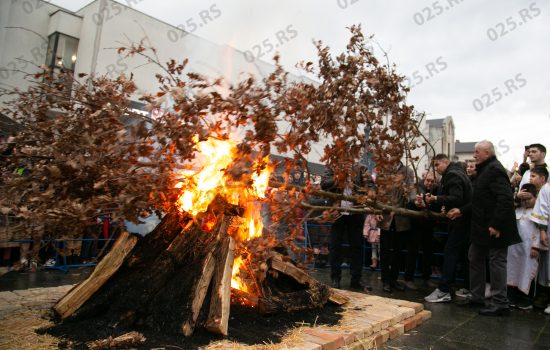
[414,194,426,208]
[530,247,540,258]
[516,190,534,201]
[424,193,437,204]
[489,226,501,238]
[541,231,549,248]
[374,214,384,222]
[510,173,521,185]
[318,208,341,224]
[447,208,462,220]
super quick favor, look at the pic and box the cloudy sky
[50,0,549,169]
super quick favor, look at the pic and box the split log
[251,253,331,315]
[258,282,330,314]
[328,289,350,305]
[269,254,319,286]
[205,236,235,335]
[181,241,217,336]
[270,253,348,305]
[53,231,138,319]
[181,215,233,336]
[86,331,145,350]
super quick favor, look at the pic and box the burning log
[229,253,338,315]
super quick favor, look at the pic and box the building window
[45,32,79,72]
[45,32,79,97]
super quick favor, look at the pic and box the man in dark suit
[448,140,520,316]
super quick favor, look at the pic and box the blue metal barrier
[1,238,114,273]
[303,221,450,278]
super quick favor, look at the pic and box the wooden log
[269,254,318,287]
[181,214,233,336]
[181,244,217,336]
[258,282,330,314]
[205,235,235,335]
[86,331,146,350]
[271,253,349,305]
[53,231,138,319]
[328,288,350,305]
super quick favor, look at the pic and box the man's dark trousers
[405,220,434,281]
[438,226,469,292]
[329,213,364,283]
[381,222,407,284]
[469,243,508,305]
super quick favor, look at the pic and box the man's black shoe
[350,281,372,292]
[479,305,510,316]
[455,298,485,308]
[383,283,392,293]
[533,291,549,309]
[331,278,341,289]
[391,281,406,292]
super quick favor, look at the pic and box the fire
[174,135,271,292]
[175,136,236,216]
[230,255,249,292]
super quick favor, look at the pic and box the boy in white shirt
[529,166,550,314]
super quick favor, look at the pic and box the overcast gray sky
[51,0,550,169]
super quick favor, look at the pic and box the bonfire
[0,26,439,345]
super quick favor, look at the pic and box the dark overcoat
[469,156,520,248]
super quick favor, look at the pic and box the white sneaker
[43,258,56,267]
[544,305,550,315]
[425,288,451,303]
[455,288,471,298]
[485,283,494,298]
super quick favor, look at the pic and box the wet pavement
[1,265,549,349]
[0,268,91,292]
[310,267,550,350]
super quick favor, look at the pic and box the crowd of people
[321,141,550,317]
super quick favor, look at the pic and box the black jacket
[435,163,472,210]
[464,156,520,248]
[434,162,472,236]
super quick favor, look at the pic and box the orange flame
[174,136,271,292]
[231,255,249,292]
